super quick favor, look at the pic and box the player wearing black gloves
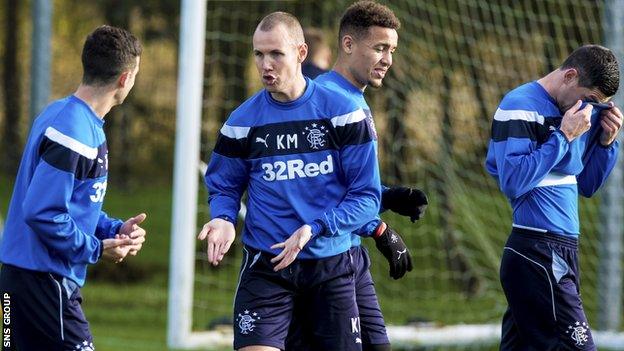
[373,222,413,279]
[382,186,429,222]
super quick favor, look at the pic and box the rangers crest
[236,310,261,334]
[74,340,95,351]
[566,321,589,347]
[303,123,327,149]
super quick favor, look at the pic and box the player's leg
[0,264,64,351]
[352,246,391,351]
[551,240,595,350]
[500,229,560,350]
[284,295,314,351]
[303,250,362,351]
[53,275,95,351]
[233,246,295,351]
[500,228,596,351]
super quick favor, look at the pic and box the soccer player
[198,11,381,351]
[0,25,147,350]
[286,2,428,350]
[486,45,622,350]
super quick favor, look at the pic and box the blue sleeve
[22,159,101,265]
[95,211,123,240]
[577,140,620,197]
[487,109,570,199]
[311,110,381,237]
[204,130,250,223]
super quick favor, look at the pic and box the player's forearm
[577,140,619,197]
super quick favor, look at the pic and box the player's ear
[298,43,308,63]
[341,35,354,55]
[118,70,131,88]
[563,68,579,85]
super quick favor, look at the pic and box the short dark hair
[257,11,304,44]
[81,25,142,86]
[561,44,619,97]
[338,1,401,41]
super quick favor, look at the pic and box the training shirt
[315,71,383,246]
[205,78,381,259]
[0,95,122,286]
[485,81,619,236]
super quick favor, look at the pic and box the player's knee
[363,343,392,351]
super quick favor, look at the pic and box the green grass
[1,172,620,350]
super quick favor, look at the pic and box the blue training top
[205,78,381,259]
[315,71,383,246]
[0,95,122,286]
[485,81,619,236]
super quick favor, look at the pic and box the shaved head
[257,11,304,45]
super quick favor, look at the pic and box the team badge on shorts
[566,321,589,347]
[236,310,261,334]
[74,340,95,351]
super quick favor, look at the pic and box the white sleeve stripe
[330,109,367,127]
[494,108,545,124]
[220,125,250,139]
[535,173,578,187]
[44,127,98,160]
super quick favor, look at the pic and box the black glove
[374,222,413,280]
[382,186,428,222]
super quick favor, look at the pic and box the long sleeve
[95,211,123,240]
[577,139,620,197]
[486,107,570,199]
[204,126,250,222]
[22,146,101,265]
[310,109,381,237]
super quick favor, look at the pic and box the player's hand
[270,224,312,271]
[374,222,413,279]
[198,218,235,266]
[102,235,135,263]
[560,100,593,142]
[118,213,147,256]
[599,102,623,146]
[382,186,428,222]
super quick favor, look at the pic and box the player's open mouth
[263,75,277,85]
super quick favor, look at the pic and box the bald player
[199,11,381,351]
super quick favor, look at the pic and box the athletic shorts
[285,245,389,350]
[500,227,596,351]
[0,264,94,351]
[233,245,361,351]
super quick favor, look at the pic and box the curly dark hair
[81,25,142,86]
[338,1,401,41]
[561,45,619,97]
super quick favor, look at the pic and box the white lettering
[287,159,305,179]
[261,155,333,181]
[277,135,285,149]
[287,134,298,149]
[89,181,107,203]
[351,317,360,334]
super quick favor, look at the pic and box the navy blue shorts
[0,264,94,351]
[233,245,361,351]
[285,246,389,350]
[500,228,596,351]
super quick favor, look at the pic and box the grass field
[0,172,617,351]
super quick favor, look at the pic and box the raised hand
[198,218,236,266]
[119,213,147,256]
[382,186,428,222]
[270,224,312,271]
[599,102,623,146]
[102,235,135,263]
[560,100,593,142]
